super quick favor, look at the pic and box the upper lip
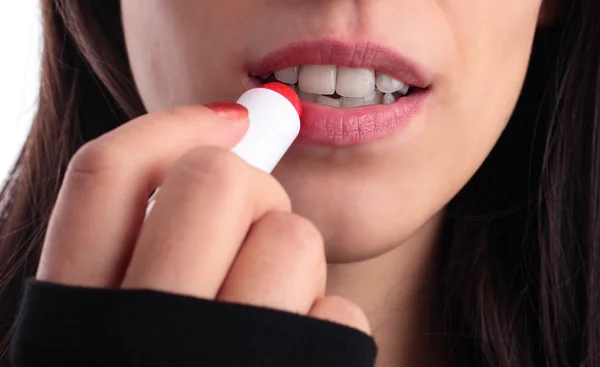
[247,38,431,89]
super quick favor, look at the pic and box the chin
[318,208,445,264]
[323,231,405,264]
[277,179,433,264]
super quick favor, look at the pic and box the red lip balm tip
[261,82,302,118]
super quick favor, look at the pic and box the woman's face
[122,0,544,262]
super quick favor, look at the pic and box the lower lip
[295,88,430,146]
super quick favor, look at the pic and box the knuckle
[173,146,247,192]
[320,296,365,318]
[263,178,293,213]
[314,296,371,333]
[263,212,324,257]
[66,140,124,181]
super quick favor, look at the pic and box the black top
[11,279,377,366]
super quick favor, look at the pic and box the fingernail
[205,102,249,121]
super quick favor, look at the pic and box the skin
[37,1,556,365]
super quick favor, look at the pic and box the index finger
[37,104,248,288]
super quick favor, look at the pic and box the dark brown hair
[0,1,598,366]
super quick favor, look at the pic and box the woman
[1,0,598,366]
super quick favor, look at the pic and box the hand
[36,103,371,335]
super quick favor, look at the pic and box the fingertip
[309,296,372,335]
[205,102,249,121]
[201,102,249,146]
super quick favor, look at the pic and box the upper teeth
[336,67,376,98]
[266,65,411,108]
[375,71,409,94]
[298,65,337,95]
[273,66,299,84]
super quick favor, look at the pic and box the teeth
[340,97,363,108]
[398,83,410,95]
[341,90,382,108]
[383,93,395,105]
[268,65,414,108]
[375,71,407,94]
[298,65,337,95]
[298,89,317,102]
[274,66,299,84]
[365,90,383,105]
[316,95,342,108]
[336,68,375,98]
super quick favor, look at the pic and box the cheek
[122,0,183,110]
[121,0,251,111]
[435,1,542,174]
[445,1,542,122]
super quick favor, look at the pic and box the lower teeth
[294,88,405,108]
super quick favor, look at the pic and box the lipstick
[232,82,301,173]
[145,82,301,218]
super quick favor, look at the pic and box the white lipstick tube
[145,83,301,218]
[232,86,301,173]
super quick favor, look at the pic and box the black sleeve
[11,279,377,367]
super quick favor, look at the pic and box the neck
[325,212,444,367]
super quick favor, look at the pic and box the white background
[0,3,42,184]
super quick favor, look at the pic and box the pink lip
[296,88,429,146]
[247,39,432,146]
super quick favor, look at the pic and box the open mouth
[253,65,415,108]
[246,40,431,146]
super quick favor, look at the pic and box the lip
[248,39,431,88]
[246,38,433,146]
[295,88,429,146]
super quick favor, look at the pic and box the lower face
[121,0,543,263]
